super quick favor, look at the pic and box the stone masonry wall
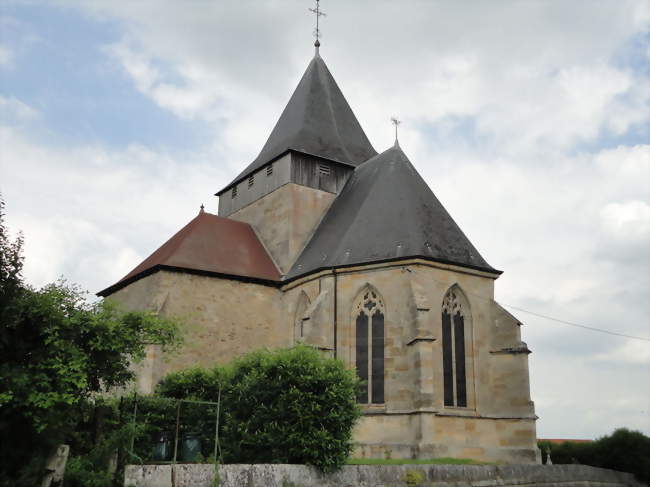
[229,183,335,274]
[108,270,286,393]
[283,259,538,464]
[124,464,643,487]
[110,258,538,463]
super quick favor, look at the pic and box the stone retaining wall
[124,464,642,487]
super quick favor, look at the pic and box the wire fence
[121,391,222,466]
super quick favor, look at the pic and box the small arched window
[441,287,468,407]
[294,291,311,342]
[354,287,385,404]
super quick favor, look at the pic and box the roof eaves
[97,264,282,298]
[215,149,359,196]
[284,254,503,283]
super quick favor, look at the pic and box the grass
[347,457,488,465]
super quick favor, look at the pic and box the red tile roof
[539,439,594,444]
[98,209,280,296]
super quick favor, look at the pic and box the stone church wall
[284,259,538,464]
[108,270,286,393]
[229,182,335,274]
[110,258,537,463]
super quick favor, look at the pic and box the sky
[0,0,648,440]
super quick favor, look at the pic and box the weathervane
[391,116,402,144]
[309,0,326,50]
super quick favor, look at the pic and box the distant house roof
[98,209,280,296]
[218,53,377,194]
[286,143,500,280]
[539,439,594,444]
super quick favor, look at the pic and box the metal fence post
[172,401,181,464]
[213,385,221,461]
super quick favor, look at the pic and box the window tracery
[354,287,385,404]
[441,287,468,407]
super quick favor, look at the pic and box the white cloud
[105,42,227,121]
[593,340,650,365]
[53,0,648,160]
[601,200,650,241]
[0,126,231,294]
[0,95,39,121]
[531,351,650,437]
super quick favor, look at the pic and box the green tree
[594,428,650,482]
[157,345,362,473]
[539,428,650,483]
[0,196,183,485]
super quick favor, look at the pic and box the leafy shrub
[539,428,650,483]
[156,366,224,401]
[157,345,362,472]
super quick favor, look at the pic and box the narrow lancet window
[355,312,369,403]
[354,288,385,404]
[442,310,454,406]
[441,287,469,407]
[294,291,311,342]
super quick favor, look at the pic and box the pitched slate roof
[219,53,376,193]
[286,143,499,280]
[98,209,280,296]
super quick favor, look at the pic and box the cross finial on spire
[199,203,205,213]
[309,0,326,54]
[391,116,402,146]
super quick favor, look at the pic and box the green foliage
[539,428,650,483]
[0,196,24,344]
[65,458,114,487]
[156,366,225,401]
[221,345,361,472]
[156,345,362,473]
[0,195,183,485]
[596,428,650,482]
[65,416,140,487]
[121,394,219,463]
[404,469,425,487]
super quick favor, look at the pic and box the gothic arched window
[441,287,468,407]
[354,287,385,404]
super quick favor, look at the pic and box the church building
[99,41,539,464]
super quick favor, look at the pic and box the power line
[418,270,650,342]
[499,303,650,342]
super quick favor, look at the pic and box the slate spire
[221,54,377,191]
[287,144,499,279]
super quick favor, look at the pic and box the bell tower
[216,51,376,274]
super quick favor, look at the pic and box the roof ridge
[218,54,376,193]
[286,144,498,279]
